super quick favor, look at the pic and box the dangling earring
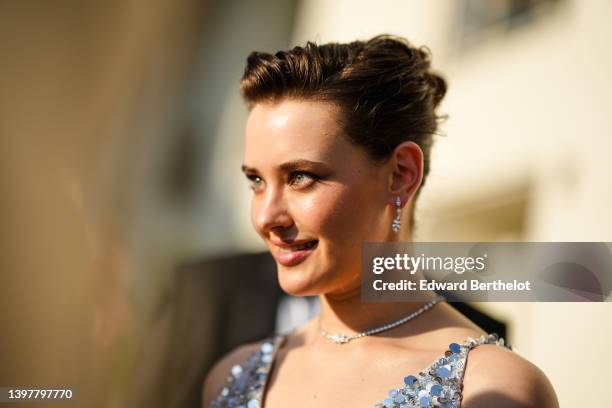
[392,196,401,233]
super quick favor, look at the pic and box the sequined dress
[209,332,511,408]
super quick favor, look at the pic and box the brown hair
[240,34,447,230]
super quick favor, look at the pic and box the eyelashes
[245,174,264,191]
[244,171,321,191]
[288,171,319,188]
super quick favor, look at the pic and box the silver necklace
[318,296,446,344]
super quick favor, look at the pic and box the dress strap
[209,334,285,408]
[376,333,510,408]
[455,333,510,389]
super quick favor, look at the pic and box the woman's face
[242,99,393,296]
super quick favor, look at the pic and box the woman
[202,35,558,408]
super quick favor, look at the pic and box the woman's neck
[312,284,441,344]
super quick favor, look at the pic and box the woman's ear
[387,141,424,206]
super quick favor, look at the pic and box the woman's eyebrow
[241,164,256,174]
[241,159,326,174]
[278,159,326,172]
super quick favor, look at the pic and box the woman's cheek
[292,190,339,231]
[302,186,364,241]
[250,198,264,236]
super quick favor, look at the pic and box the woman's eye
[246,175,264,190]
[289,171,318,188]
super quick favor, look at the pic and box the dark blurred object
[447,302,507,341]
[162,252,282,408]
[162,251,507,408]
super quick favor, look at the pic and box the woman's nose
[253,187,293,233]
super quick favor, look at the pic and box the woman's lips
[271,240,318,266]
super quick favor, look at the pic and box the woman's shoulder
[202,336,278,407]
[408,325,558,407]
[461,339,559,407]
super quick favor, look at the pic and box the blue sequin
[436,366,451,378]
[246,400,259,408]
[260,342,273,354]
[404,375,417,387]
[449,342,461,353]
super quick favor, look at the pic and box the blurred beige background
[1,0,610,407]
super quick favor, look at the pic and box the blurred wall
[0,0,207,406]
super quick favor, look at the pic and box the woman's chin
[276,266,322,296]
